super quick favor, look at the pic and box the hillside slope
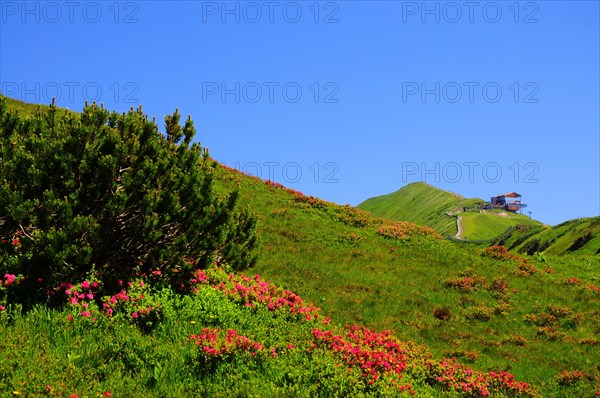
[357,182,473,236]
[460,210,541,241]
[2,95,600,396]
[213,165,600,396]
[358,182,542,241]
[493,216,600,256]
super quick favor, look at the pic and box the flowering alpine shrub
[525,312,557,327]
[587,283,600,293]
[445,274,488,292]
[555,370,592,386]
[0,237,28,307]
[446,350,478,363]
[482,245,516,261]
[63,277,102,322]
[564,277,582,285]
[545,304,572,318]
[294,193,330,209]
[376,222,442,241]
[0,98,257,306]
[265,180,286,190]
[311,325,537,397]
[335,206,373,228]
[535,325,566,341]
[190,268,324,322]
[427,360,538,397]
[338,232,364,245]
[488,277,509,299]
[100,278,162,331]
[55,265,328,331]
[481,246,536,276]
[264,179,306,197]
[0,272,25,315]
[504,335,528,346]
[58,272,161,332]
[464,306,495,321]
[190,327,264,363]
[311,325,418,391]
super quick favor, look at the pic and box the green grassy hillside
[213,165,600,396]
[493,217,600,256]
[358,183,543,242]
[1,95,599,397]
[357,182,472,236]
[461,211,541,241]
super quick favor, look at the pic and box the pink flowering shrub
[100,278,161,331]
[335,206,372,228]
[525,303,582,341]
[377,222,442,241]
[0,237,27,311]
[563,278,600,294]
[445,274,488,292]
[294,193,330,209]
[63,276,102,322]
[465,306,495,321]
[311,325,417,391]
[555,370,592,386]
[59,266,327,330]
[190,327,264,364]
[427,359,538,397]
[445,350,478,363]
[311,324,537,396]
[587,283,600,293]
[57,269,162,331]
[504,335,529,346]
[191,268,324,322]
[481,246,537,276]
[1,272,26,316]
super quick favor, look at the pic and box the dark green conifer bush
[0,98,256,304]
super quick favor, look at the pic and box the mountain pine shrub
[0,98,256,305]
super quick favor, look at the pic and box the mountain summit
[358,182,539,240]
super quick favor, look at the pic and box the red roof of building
[499,192,521,198]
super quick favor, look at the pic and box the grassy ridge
[214,165,600,396]
[493,217,600,256]
[461,211,541,241]
[357,182,470,236]
[357,183,542,241]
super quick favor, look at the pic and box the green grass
[2,94,599,397]
[357,182,469,236]
[0,287,391,397]
[493,217,600,256]
[461,211,540,241]
[213,165,600,396]
[357,182,543,242]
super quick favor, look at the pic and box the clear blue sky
[1,1,598,226]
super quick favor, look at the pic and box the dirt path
[455,216,463,239]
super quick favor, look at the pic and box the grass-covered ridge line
[357,182,542,241]
[460,210,540,241]
[492,216,600,256]
[358,182,470,237]
[213,148,599,396]
[1,94,599,396]
[215,154,599,397]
